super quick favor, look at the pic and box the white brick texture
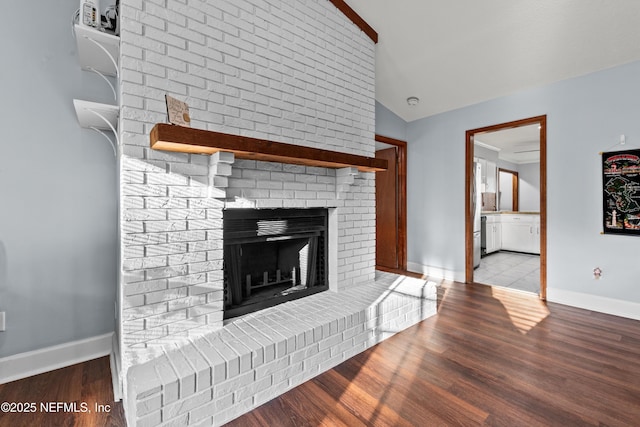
[118,0,384,425]
[120,0,375,352]
[127,272,438,426]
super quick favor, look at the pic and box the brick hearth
[126,272,436,426]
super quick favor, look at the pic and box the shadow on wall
[0,241,7,346]
[0,242,6,288]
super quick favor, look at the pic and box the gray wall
[518,162,540,212]
[498,170,514,211]
[375,101,407,141]
[474,146,499,163]
[404,59,640,303]
[0,0,117,357]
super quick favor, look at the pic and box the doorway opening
[498,168,519,211]
[465,116,547,299]
[375,135,407,273]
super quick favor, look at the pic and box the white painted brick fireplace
[116,0,437,425]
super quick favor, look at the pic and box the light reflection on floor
[490,285,550,334]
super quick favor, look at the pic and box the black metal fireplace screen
[223,208,329,319]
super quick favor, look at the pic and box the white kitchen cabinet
[500,214,540,254]
[532,217,540,254]
[484,215,501,254]
[476,159,497,193]
[501,220,531,252]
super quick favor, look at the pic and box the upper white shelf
[73,99,119,130]
[74,24,120,77]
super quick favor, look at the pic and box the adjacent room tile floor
[475,251,540,294]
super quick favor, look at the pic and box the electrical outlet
[593,267,602,280]
[0,312,5,331]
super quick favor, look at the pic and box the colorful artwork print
[602,149,640,235]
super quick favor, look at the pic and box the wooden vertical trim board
[376,135,407,270]
[397,140,408,270]
[465,115,547,299]
[539,116,547,300]
[512,172,519,211]
[498,168,519,211]
[465,131,475,284]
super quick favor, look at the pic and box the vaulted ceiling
[344,0,640,122]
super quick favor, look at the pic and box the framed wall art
[602,149,640,235]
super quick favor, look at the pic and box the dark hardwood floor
[2,282,639,426]
[0,356,125,427]
[227,282,640,427]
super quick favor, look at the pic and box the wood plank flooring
[1,281,639,426]
[227,282,640,427]
[0,356,125,427]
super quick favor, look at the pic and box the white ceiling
[475,124,540,164]
[344,0,640,122]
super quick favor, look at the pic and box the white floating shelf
[74,24,120,77]
[73,99,119,130]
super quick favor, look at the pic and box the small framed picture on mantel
[165,94,191,127]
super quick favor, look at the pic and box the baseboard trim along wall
[0,333,113,385]
[407,262,465,282]
[547,288,640,321]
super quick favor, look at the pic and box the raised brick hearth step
[126,272,437,426]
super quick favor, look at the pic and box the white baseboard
[0,333,113,385]
[547,288,640,321]
[407,262,465,282]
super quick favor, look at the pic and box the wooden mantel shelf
[150,124,387,172]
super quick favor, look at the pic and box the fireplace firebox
[223,208,329,319]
